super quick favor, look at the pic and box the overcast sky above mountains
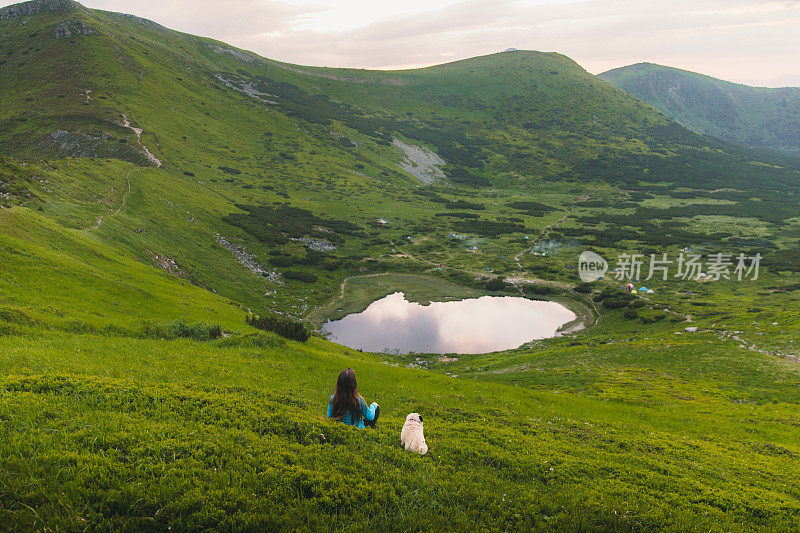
[4,0,799,87]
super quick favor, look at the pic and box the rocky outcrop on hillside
[208,45,256,63]
[0,0,79,20]
[53,19,95,38]
[107,12,166,31]
[392,137,446,184]
[39,130,152,165]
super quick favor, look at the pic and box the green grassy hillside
[599,62,800,152]
[4,325,800,530]
[2,0,798,317]
[2,0,800,529]
[0,205,248,332]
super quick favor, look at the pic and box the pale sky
[4,0,800,86]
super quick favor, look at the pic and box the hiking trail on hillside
[83,168,136,230]
[121,114,162,167]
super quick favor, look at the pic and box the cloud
[234,0,800,85]
[78,0,315,38]
[1,0,798,85]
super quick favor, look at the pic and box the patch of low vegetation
[223,204,362,244]
[138,320,222,341]
[434,212,480,219]
[506,201,556,216]
[445,200,485,210]
[485,277,506,291]
[573,282,595,293]
[593,288,638,309]
[214,332,285,349]
[447,167,490,186]
[246,313,309,341]
[283,270,318,283]
[524,284,562,296]
[762,248,800,272]
[452,219,526,236]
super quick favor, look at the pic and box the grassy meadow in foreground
[2,328,800,531]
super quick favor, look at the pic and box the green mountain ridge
[7,0,796,317]
[599,62,800,151]
[2,0,800,529]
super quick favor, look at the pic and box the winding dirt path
[83,169,136,231]
[121,114,162,167]
[84,114,160,230]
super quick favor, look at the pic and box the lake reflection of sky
[321,292,576,354]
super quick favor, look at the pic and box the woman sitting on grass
[327,368,380,428]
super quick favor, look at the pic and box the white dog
[400,413,428,455]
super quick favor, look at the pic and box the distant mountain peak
[599,62,800,151]
[0,0,81,20]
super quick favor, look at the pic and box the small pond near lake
[321,292,576,354]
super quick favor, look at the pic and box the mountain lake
[321,291,577,354]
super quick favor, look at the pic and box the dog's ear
[418,415,423,423]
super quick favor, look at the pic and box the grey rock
[0,0,79,20]
[111,12,166,30]
[209,45,255,63]
[42,130,151,165]
[54,19,96,38]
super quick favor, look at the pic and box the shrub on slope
[246,313,309,342]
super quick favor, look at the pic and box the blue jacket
[327,395,378,429]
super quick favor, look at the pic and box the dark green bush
[246,314,309,342]
[322,260,341,271]
[485,278,506,291]
[447,168,490,186]
[601,297,629,309]
[223,204,360,245]
[269,256,295,267]
[594,288,634,303]
[214,333,285,349]
[573,282,594,294]
[298,250,329,266]
[139,320,222,341]
[434,212,480,219]
[524,284,560,296]
[445,200,485,210]
[623,309,639,320]
[506,201,555,216]
[762,248,800,272]
[640,312,667,324]
[283,271,318,283]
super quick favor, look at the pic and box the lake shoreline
[320,288,581,354]
[309,273,596,344]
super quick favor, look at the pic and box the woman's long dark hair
[331,368,364,422]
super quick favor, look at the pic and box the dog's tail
[418,441,428,455]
